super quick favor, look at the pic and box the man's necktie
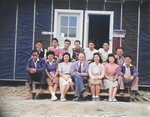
[78,63,81,73]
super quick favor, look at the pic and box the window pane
[61,16,68,26]
[69,28,76,37]
[60,27,68,37]
[69,17,77,26]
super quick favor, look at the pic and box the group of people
[26,38,139,102]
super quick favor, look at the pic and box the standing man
[84,40,98,62]
[72,40,84,60]
[26,50,46,90]
[35,41,47,59]
[116,55,139,101]
[115,47,124,65]
[71,53,89,101]
[98,40,111,63]
[58,39,72,61]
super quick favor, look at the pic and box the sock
[92,95,96,98]
[96,96,99,98]
[53,92,56,96]
[51,92,54,96]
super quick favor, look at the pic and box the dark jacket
[26,58,45,73]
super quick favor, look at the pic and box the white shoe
[112,98,117,102]
[53,95,58,101]
[51,95,57,101]
[109,98,113,102]
[60,98,66,102]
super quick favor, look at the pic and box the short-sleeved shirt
[58,62,72,74]
[72,47,84,60]
[58,48,72,60]
[98,48,111,62]
[47,46,61,57]
[105,63,118,75]
[115,55,124,65]
[84,48,98,60]
[46,60,58,76]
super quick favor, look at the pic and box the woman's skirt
[88,74,103,87]
[59,75,73,91]
[46,76,59,86]
[103,75,118,89]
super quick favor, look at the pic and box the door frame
[54,9,83,47]
[84,10,114,52]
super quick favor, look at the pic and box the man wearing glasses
[35,41,47,59]
[26,50,46,90]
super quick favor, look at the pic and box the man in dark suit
[26,50,46,90]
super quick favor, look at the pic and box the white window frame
[54,9,83,46]
[59,15,78,38]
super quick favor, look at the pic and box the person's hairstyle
[65,39,71,44]
[78,52,85,58]
[88,40,94,44]
[116,47,123,51]
[36,40,42,44]
[31,49,39,55]
[103,40,109,45]
[124,55,132,59]
[46,51,55,59]
[91,53,103,63]
[74,40,80,44]
[52,38,58,43]
[107,53,117,64]
[59,52,72,63]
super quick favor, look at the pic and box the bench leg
[31,93,36,99]
[33,83,36,90]
[130,91,135,102]
[85,85,89,92]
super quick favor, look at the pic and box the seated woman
[47,38,61,58]
[103,54,119,102]
[45,51,59,101]
[58,52,73,102]
[88,53,105,101]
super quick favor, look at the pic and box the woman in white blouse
[88,53,105,101]
[58,52,73,102]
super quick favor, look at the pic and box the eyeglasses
[32,55,38,56]
[37,44,42,45]
[124,59,130,61]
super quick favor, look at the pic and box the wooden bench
[30,82,131,100]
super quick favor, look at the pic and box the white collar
[37,48,43,52]
[52,46,58,50]
[64,62,69,65]
[47,59,55,65]
[33,58,39,63]
[123,63,132,67]
[94,62,100,67]
[78,61,83,65]
[47,59,55,63]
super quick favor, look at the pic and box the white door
[54,9,83,50]
[84,10,114,52]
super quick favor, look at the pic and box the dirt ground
[0,85,150,117]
